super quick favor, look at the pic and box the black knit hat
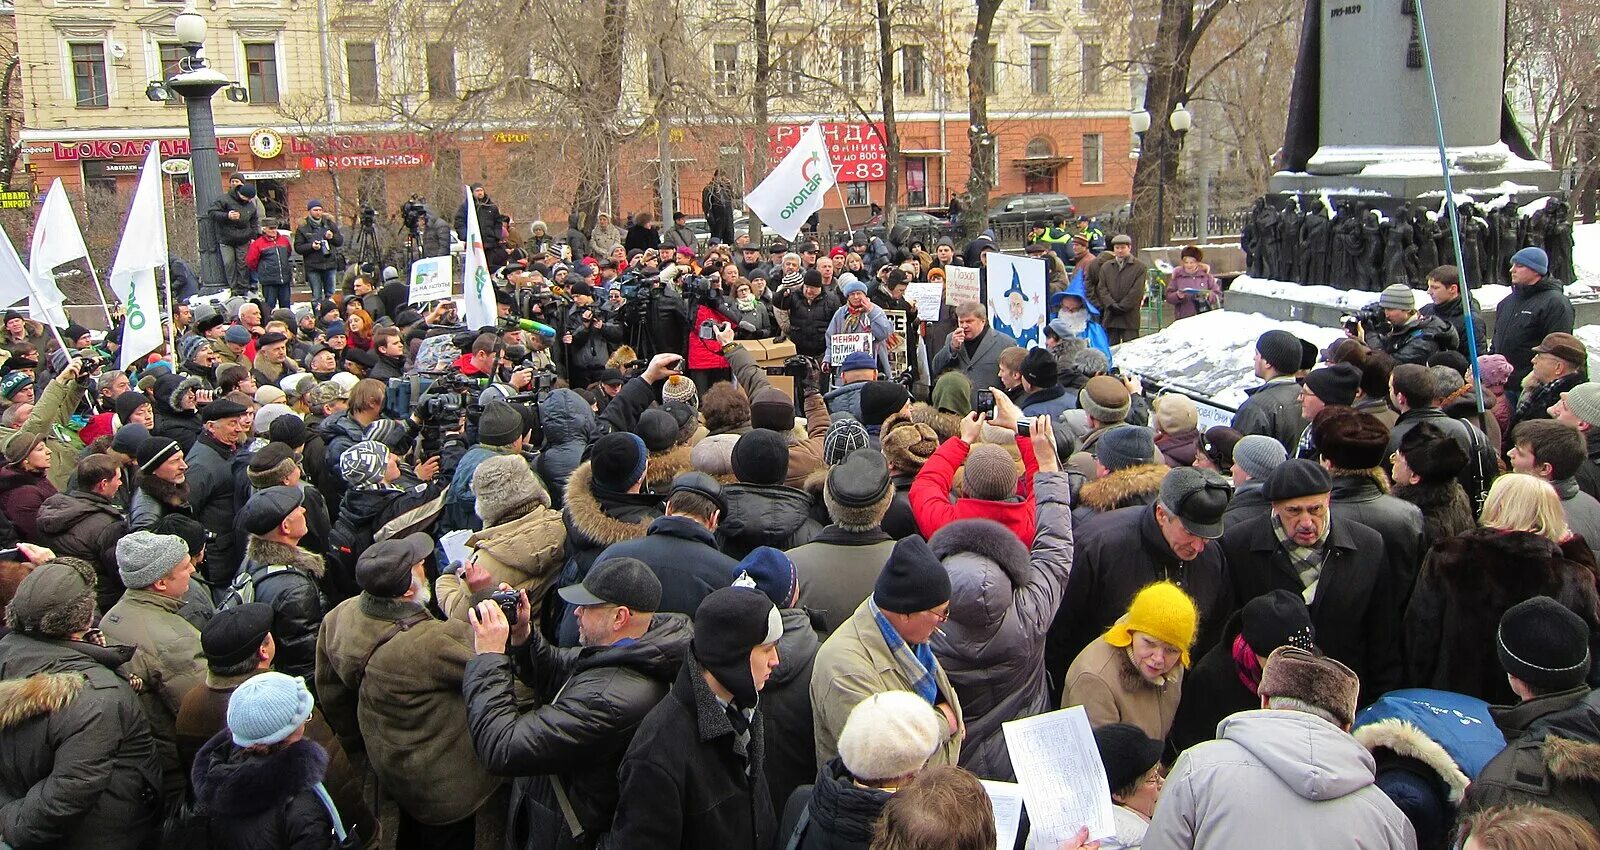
[873,535,951,615]
[1311,407,1389,470]
[137,435,181,474]
[1240,589,1317,656]
[1093,723,1164,793]
[731,429,790,486]
[1498,596,1591,691]
[635,409,680,453]
[1396,421,1468,484]
[1263,458,1332,502]
[859,381,911,429]
[1256,330,1303,375]
[114,390,152,425]
[590,432,648,491]
[1021,347,1059,389]
[1301,363,1361,407]
[693,586,781,706]
[268,414,309,448]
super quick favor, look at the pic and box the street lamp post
[164,7,230,291]
[1165,103,1192,245]
[1129,109,1150,242]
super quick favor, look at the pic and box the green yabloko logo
[779,152,824,220]
[126,278,147,330]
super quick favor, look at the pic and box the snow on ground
[1115,310,1342,409]
[1576,222,1600,288]
[1229,276,1381,310]
[1571,324,1600,378]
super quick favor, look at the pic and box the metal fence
[1168,209,1250,241]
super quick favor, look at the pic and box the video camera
[359,204,379,229]
[414,371,488,456]
[679,274,718,305]
[400,195,427,231]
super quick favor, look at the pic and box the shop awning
[1010,156,1073,168]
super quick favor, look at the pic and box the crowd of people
[0,182,1596,850]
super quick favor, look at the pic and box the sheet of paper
[439,528,474,569]
[981,779,1023,850]
[1001,706,1115,844]
[904,280,944,319]
[946,266,981,306]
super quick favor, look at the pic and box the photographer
[0,357,90,491]
[714,322,830,489]
[561,283,622,388]
[1350,284,1459,366]
[292,199,344,303]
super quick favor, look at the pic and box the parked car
[986,192,1077,228]
[861,209,952,242]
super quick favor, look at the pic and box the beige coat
[464,504,567,612]
[809,598,963,767]
[1063,638,1184,741]
[99,588,206,796]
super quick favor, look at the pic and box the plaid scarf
[842,306,871,335]
[871,599,939,704]
[1271,518,1329,604]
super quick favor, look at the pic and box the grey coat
[1231,377,1305,454]
[930,326,1019,410]
[928,472,1074,781]
[1557,477,1600,562]
[788,527,897,635]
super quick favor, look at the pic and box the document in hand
[1001,705,1115,844]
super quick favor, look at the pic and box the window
[345,42,378,104]
[70,43,108,108]
[81,160,119,194]
[1082,133,1103,183]
[841,42,867,93]
[426,43,456,99]
[157,42,185,106]
[974,41,999,93]
[1082,43,1102,95]
[1029,44,1050,95]
[779,43,803,97]
[713,43,739,97]
[901,44,925,97]
[905,157,927,207]
[1028,0,1050,9]
[1026,137,1054,158]
[1081,0,1100,10]
[243,42,279,104]
[845,182,870,206]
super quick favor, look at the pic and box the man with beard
[129,436,192,532]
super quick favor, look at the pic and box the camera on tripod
[360,205,379,228]
[400,196,426,231]
[679,274,717,305]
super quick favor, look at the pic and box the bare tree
[958,0,1003,239]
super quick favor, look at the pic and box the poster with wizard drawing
[987,253,1047,349]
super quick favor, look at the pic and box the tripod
[347,214,382,276]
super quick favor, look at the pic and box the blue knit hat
[227,672,314,747]
[1510,246,1549,276]
[841,279,868,297]
[323,320,347,338]
[735,546,797,608]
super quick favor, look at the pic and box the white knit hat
[837,691,945,781]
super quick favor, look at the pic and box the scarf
[736,295,757,312]
[871,599,938,704]
[1271,518,1329,603]
[842,306,872,335]
[1232,633,1263,693]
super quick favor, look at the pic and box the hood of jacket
[244,536,325,578]
[337,487,394,529]
[35,490,121,536]
[0,634,135,731]
[720,482,815,543]
[1353,718,1472,803]
[808,757,891,844]
[317,409,364,443]
[769,607,821,688]
[928,518,1031,632]
[572,611,692,681]
[192,731,328,817]
[540,388,596,444]
[1219,709,1379,801]
[1079,463,1168,513]
[1063,273,1101,317]
[562,462,660,548]
[1534,690,1600,784]
[153,373,203,416]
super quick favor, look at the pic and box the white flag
[745,122,836,241]
[0,223,36,312]
[460,185,496,330]
[108,147,168,370]
[28,180,88,328]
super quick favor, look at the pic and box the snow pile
[1575,222,1600,288]
[1230,276,1381,310]
[1117,310,1342,408]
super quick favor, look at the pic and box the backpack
[217,564,295,610]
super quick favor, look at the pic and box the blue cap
[841,280,868,297]
[1510,246,1549,276]
[840,351,877,373]
[323,320,347,338]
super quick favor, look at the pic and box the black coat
[1404,528,1600,705]
[1420,294,1486,357]
[1328,472,1427,595]
[881,473,919,540]
[550,463,663,646]
[186,432,243,585]
[1492,276,1574,388]
[1462,686,1600,824]
[1231,378,1306,454]
[592,515,739,619]
[624,224,661,254]
[717,483,824,560]
[456,196,503,251]
[762,608,822,814]
[1376,312,1459,366]
[190,732,337,850]
[1222,513,1402,703]
[208,188,260,247]
[611,655,776,850]
[152,373,204,453]
[239,536,329,680]
[1048,504,1234,696]
[34,490,127,615]
[776,758,889,850]
[1168,609,1258,754]
[463,613,691,850]
[775,287,842,358]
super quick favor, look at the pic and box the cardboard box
[746,337,798,363]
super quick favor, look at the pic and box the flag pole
[832,169,854,241]
[163,267,178,359]
[85,264,115,327]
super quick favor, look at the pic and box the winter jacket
[564,215,591,260]
[1461,685,1600,824]
[776,758,889,850]
[98,588,205,796]
[1492,276,1574,389]
[151,375,202,452]
[35,489,128,614]
[1075,462,1167,524]
[910,435,1040,545]
[1222,480,1270,529]
[174,669,377,849]
[1164,266,1221,320]
[1019,384,1076,419]
[209,187,261,247]
[0,632,162,850]
[128,476,190,533]
[1376,312,1459,365]
[292,215,344,272]
[1559,477,1600,563]
[1222,513,1402,704]
[1087,254,1150,333]
[810,598,963,768]
[624,223,660,254]
[717,482,824,560]
[241,536,328,680]
[1510,371,1585,437]
[590,222,623,257]
[315,411,368,518]
[776,286,843,358]
[0,374,85,492]
[1050,505,1234,698]
[1144,710,1416,850]
[611,655,777,850]
[327,485,442,604]
[536,389,596,506]
[1391,480,1476,552]
[930,326,1019,410]
[789,527,898,635]
[244,232,294,290]
[562,303,622,375]
[420,210,453,258]
[661,224,698,249]
[1232,377,1306,454]
[593,515,738,619]
[463,612,691,850]
[1328,470,1428,593]
[824,302,896,375]
[316,592,500,826]
[186,432,243,586]
[823,381,867,422]
[1168,608,1261,755]
[882,472,919,540]
[455,194,503,253]
[550,463,663,645]
[464,504,567,610]
[0,465,55,542]
[190,733,338,850]
[1066,637,1185,741]
[441,442,522,534]
[928,472,1074,780]
[1404,528,1600,705]
[763,608,823,813]
[1420,294,1486,357]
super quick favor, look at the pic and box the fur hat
[961,443,1016,501]
[1311,407,1389,470]
[1259,646,1361,728]
[1102,581,1199,668]
[1080,375,1130,424]
[4,557,96,637]
[732,429,790,486]
[1396,421,1468,484]
[880,413,939,474]
[473,454,550,527]
[836,691,945,781]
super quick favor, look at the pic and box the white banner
[460,185,497,330]
[0,224,35,313]
[27,180,84,328]
[945,266,981,307]
[987,253,1048,349]
[744,121,836,241]
[408,255,454,304]
[108,147,168,370]
[829,332,874,366]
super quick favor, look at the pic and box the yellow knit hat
[1102,581,1199,668]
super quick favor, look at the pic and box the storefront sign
[52,138,244,161]
[288,133,436,155]
[300,152,433,170]
[770,123,887,182]
[239,170,302,180]
[249,128,284,158]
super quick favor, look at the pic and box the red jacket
[685,303,735,371]
[910,434,1040,544]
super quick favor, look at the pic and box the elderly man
[1509,332,1587,435]
[1086,234,1149,345]
[1493,246,1574,407]
[236,485,326,680]
[186,397,250,587]
[930,301,1018,410]
[1220,459,1400,703]
[1550,381,1600,498]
